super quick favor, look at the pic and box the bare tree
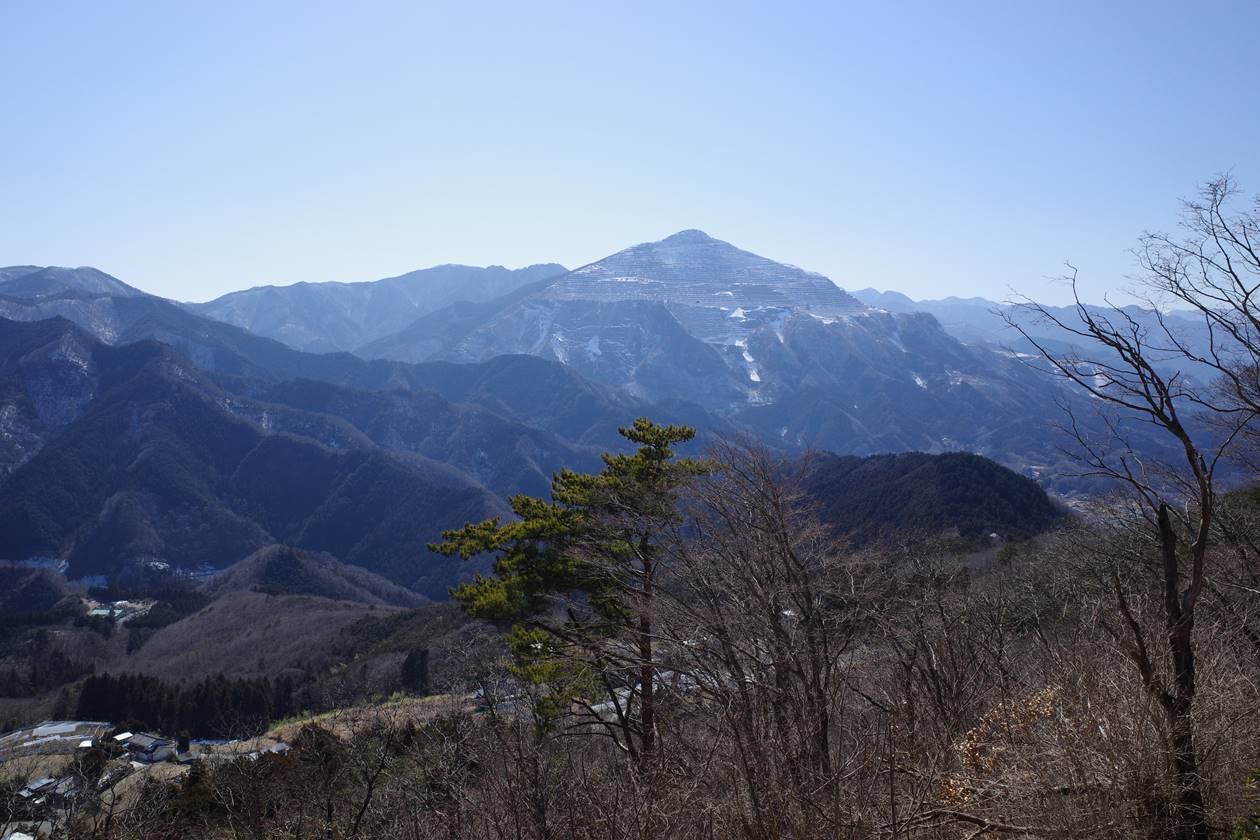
[654,443,884,837]
[1137,177,1260,442]
[1004,177,1260,840]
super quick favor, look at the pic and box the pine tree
[432,418,709,771]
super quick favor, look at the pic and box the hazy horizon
[3,1,1257,305]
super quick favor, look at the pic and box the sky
[1,1,1257,305]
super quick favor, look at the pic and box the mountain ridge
[849,286,1216,383]
[187,262,567,352]
[0,243,1182,489]
[0,279,723,454]
[0,266,145,300]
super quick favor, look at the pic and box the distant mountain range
[849,287,1214,382]
[349,231,1169,477]
[0,308,1068,596]
[2,233,1182,485]
[188,263,566,353]
[1,231,1177,592]
[0,266,723,449]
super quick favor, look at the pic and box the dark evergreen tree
[400,648,430,695]
[433,418,709,772]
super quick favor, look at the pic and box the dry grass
[266,692,471,742]
[0,751,74,786]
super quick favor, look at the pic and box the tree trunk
[639,544,656,770]
[639,611,655,764]
[1159,505,1209,840]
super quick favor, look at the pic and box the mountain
[251,376,602,498]
[189,263,567,353]
[0,564,69,616]
[849,288,919,314]
[0,317,108,477]
[0,265,515,386]
[805,451,1065,546]
[109,590,401,684]
[382,353,708,450]
[210,545,426,607]
[0,266,145,299]
[0,314,385,479]
[0,271,724,456]
[0,276,358,377]
[356,275,561,362]
[850,287,1215,382]
[0,319,508,597]
[0,255,1175,489]
[363,230,866,409]
[358,231,1128,474]
[850,287,1211,345]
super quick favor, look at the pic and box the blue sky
[2,0,1256,304]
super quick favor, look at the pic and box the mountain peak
[540,231,867,354]
[659,229,718,245]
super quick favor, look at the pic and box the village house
[122,732,176,763]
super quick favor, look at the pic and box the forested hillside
[211,545,425,608]
[0,323,508,596]
[805,450,1064,544]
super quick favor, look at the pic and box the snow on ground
[734,338,761,382]
[548,333,570,365]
